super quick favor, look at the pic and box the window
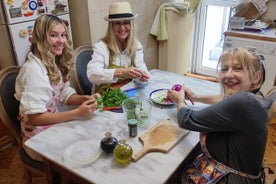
[191,0,241,77]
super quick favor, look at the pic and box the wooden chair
[70,45,93,95]
[265,86,276,124]
[42,158,93,184]
[264,86,276,183]
[0,66,45,184]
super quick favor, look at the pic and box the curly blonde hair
[31,14,73,84]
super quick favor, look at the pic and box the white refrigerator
[0,0,72,68]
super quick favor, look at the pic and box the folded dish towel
[150,2,187,41]
[150,0,201,41]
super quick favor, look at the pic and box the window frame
[191,0,241,77]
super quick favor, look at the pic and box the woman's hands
[77,99,98,117]
[168,86,186,103]
[116,67,150,82]
[77,93,101,117]
[167,86,195,104]
[168,85,220,106]
[183,87,197,103]
[139,71,150,82]
[28,93,102,126]
[122,67,142,78]
[67,93,101,118]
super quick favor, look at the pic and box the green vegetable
[97,88,128,108]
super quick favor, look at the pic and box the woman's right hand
[120,67,143,79]
[183,87,196,102]
[77,99,97,117]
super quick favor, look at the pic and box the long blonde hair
[217,47,265,97]
[31,14,73,84]
[102,20,137,65]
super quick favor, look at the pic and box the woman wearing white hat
[87,2,150,94]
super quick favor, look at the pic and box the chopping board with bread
[132,119,189,162]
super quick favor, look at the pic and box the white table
[25,69,220,184]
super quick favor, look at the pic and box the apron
[182,133,262,184]
[95,53,134,94]
[20,81,65,161]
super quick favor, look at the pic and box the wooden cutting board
[132,119,189,162]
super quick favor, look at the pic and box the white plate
[63,140,102,166]
[149,89,174,105]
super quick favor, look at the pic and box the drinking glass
[122,97,152,127]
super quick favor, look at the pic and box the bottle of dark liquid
[100,132,118,155]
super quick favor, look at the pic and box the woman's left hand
[91,93,101,99]
[167,86,185,103]
[139,71,150,82]
[77,99,98,117]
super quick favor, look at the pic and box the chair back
[265,86,276,102]
[265,86,276,124]
[0,66,21,146]
[71,45,93,95]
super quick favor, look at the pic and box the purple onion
[172,84,182,91]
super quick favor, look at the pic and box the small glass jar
[100,132,118,155]
[128,119,137,137]
[113,139,133,164]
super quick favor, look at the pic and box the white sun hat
[104,2,138,21]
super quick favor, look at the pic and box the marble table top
[25,69,220,184]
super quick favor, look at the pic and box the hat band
[109,13,133,19]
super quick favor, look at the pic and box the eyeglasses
[113,21,131,27]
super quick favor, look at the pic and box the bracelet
[177,99,187,105]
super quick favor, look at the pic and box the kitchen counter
[224,28,276,42]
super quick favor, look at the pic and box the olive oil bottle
[113,139,133,164]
